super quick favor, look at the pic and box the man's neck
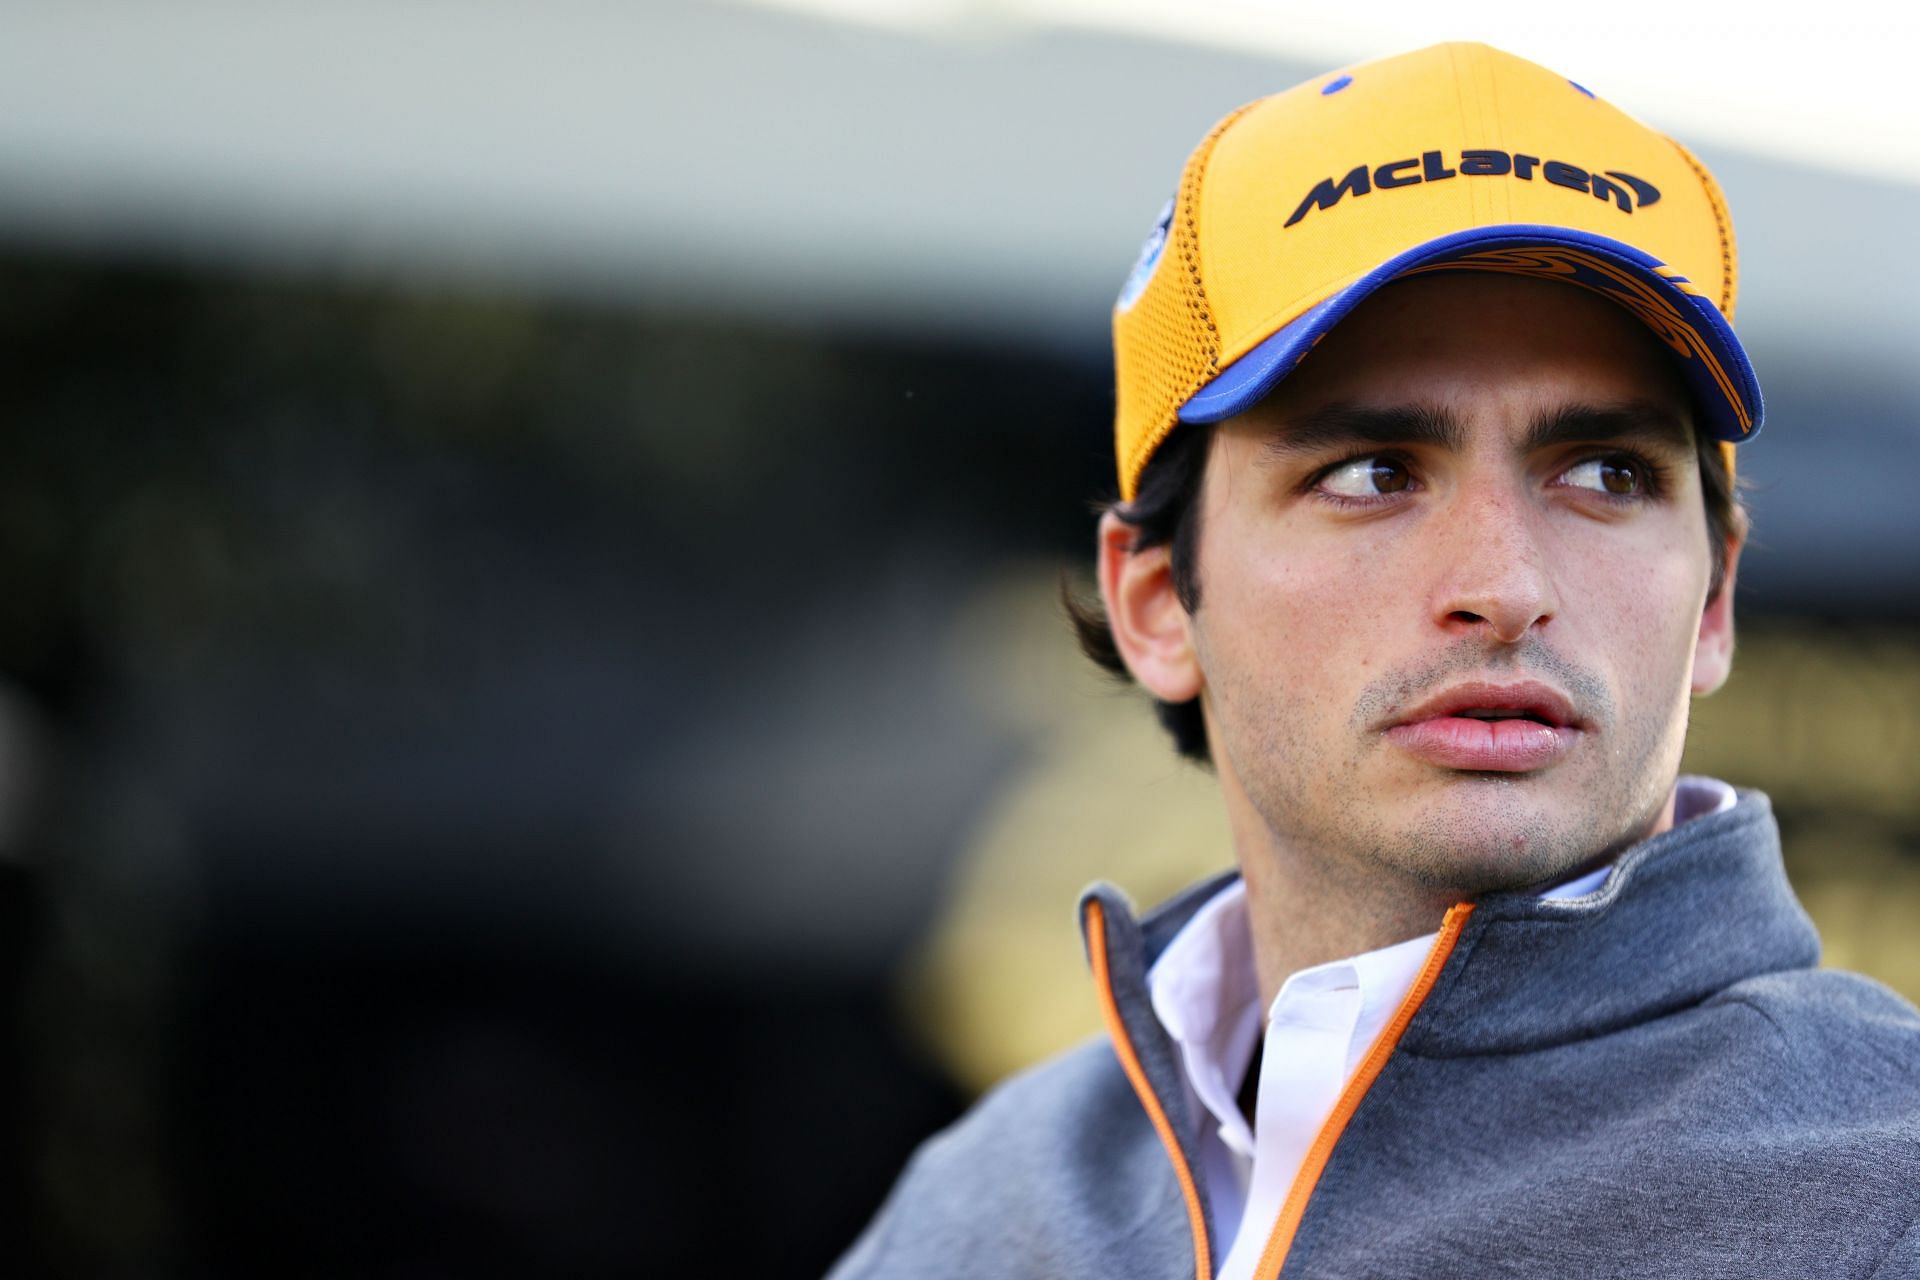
[1233,833,1456,1014]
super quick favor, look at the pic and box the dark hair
[1064,424,1746,767]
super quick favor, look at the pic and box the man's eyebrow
[1254,400,1695,462]
[1256,403,1464,460]
[1523,401,1695,453]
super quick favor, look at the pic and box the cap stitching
[1664,135,1737,318]
[1446,46,1483,225]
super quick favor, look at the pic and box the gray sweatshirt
[830,791,1920,1278]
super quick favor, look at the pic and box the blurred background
[2,2,1917,1275]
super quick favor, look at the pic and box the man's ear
[1097,511,1203,704]
[1691,532,1743,696]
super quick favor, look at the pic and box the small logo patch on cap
[1116,197,1174,312]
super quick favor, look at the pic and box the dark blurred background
[2,4,1917,1277]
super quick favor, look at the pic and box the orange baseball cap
[1111,42,1761,499]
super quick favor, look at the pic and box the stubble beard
[1217,635,1690,906]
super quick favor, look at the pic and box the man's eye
[1561,456,1644,496]
[1319,456,1412,498]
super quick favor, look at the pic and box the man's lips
[1381,679,1584,773]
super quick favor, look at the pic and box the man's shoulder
[828,1036,1188,1279]
[1707,965,1920,1123]
[876,1033,1153,1205]
[917,1033,1137,1161]
[1714,965,1920,1054]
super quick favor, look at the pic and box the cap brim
[1176,225,1763,443]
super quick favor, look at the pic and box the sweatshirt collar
[1405,786,1816,1055]
[1140,777,1738,1157]
[1080,783,1811,1070]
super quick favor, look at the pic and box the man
[832,43,1920,1279]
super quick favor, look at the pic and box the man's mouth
[1454,708,1557,725]
[1383,680,1583,772]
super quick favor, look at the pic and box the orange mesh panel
[1112,102,1260,501]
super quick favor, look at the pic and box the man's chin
[1371,780,1646,898]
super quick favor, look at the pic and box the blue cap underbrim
[1176,225,1763,444]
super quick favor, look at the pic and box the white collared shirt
[1146,777,1738,1280]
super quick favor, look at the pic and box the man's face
[1114,272,1738,899]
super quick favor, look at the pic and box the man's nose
[1428,486,1559,644]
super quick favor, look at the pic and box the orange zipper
[1090,898,1476,1280]
[1085,898,1213,1280]
[1250,902,1477,1279]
